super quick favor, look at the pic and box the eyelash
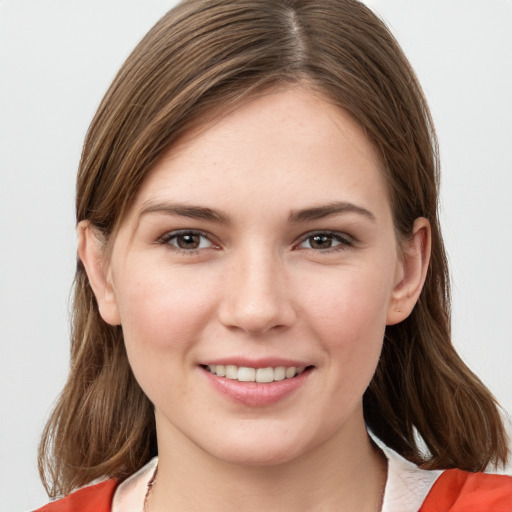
[295,231,354,252]
[157,230,217,254]
[157,229,354,254]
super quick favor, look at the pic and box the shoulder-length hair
[39,0,508,497]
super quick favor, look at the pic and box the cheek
[112,263,222,406]
[295,263,393,402]
[113,262,220,352]
[299,265,393,346]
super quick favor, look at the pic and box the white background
[1,1,511,510]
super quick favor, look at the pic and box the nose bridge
[219,244,295,334]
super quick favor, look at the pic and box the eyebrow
[288,201,376,223]
[138,200,376,225]
[139,201,232,224]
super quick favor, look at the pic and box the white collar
[112,456,158,512]
[374,437,443,512]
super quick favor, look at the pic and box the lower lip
[202,367,312,407]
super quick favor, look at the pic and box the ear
[77,221,121,326]
[386,217,431,325]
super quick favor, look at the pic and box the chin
[209,442,305,467]
[199,423,319,467]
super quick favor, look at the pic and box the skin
[79,87,430,511]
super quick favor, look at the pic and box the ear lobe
[386,217,431,325]
[77,221,121,326]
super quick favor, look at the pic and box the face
[90,87,414,466]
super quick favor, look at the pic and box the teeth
[285,367,296,379]
[255,367,273,383]
[274,366,286,381]
[237,367,256,382]
[207,364,307,382]
[225,365,238,379]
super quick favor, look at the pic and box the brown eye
[176,233,201,249]
[309,234,335,249]
[297,232,353,251]
[160,230,214,251]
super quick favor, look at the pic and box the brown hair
[39,0,509,498]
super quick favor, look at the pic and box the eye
[297,232,353,251]
[159,230,215,251]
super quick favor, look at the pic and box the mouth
[203,364,310,383]
[201,363,313,406]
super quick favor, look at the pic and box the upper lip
[201,358,312,369]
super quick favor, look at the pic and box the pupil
[178,234,199,249]
[311,235,331,249]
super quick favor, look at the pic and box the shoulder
[33,478,118,512]
[419,469,512,512]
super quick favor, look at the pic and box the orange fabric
[33,478,118,512]
[419,469,512,512]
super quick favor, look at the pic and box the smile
[202,363,313,406]
[207,364,307,383]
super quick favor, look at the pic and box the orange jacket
[419,469,512,512]
[34,479,116,512]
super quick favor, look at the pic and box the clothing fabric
[33,479,117,512]
[34,446,512,512]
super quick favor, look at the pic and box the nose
[218,250,296,335]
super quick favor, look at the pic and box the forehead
[127,86,390,224]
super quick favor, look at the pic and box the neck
[149,410,387,512]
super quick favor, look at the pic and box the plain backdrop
[1,1,511,510]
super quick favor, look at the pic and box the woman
[36,0,512,510]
